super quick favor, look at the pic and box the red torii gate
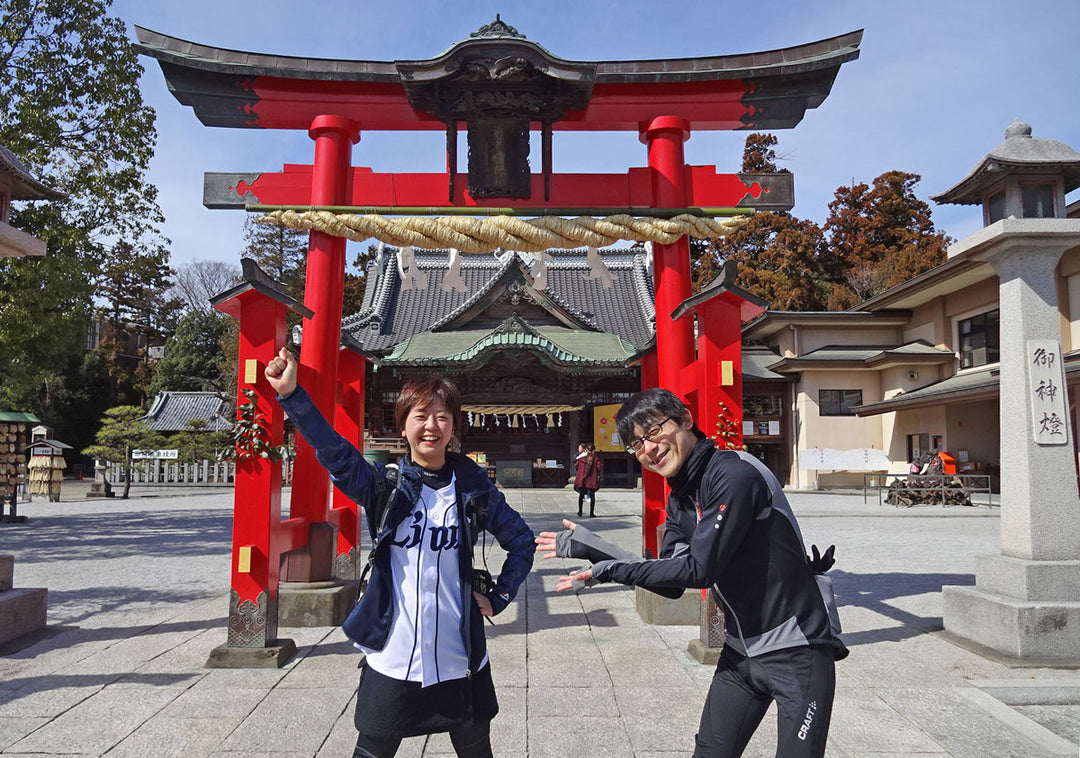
[138,20,860,624]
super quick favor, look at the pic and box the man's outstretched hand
[535,518,578,559]
[555,568,593,592]
[264,347,298,398]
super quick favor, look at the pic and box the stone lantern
[933,119,1080,228]
[933,122,1080,663]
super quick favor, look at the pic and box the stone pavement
[2,485,1078,757]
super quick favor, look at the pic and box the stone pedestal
[941,220,1080,664]
[278,579,358,627]
[206,639,297,669]
[635,586,699,625]
[943,557,1080,663]
[0,555,47,648]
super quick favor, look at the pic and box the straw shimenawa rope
[257,210,746,253]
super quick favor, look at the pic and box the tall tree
[740,132,789,174]
[0,0,166,424]
[824,171,952,305]
[93,240,183,406]
[172,259,241,313]
[697,133,834,309]
[148,308,230,397]
[242,216,307,298]
[710,213,832,310]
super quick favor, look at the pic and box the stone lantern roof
[932,120,1080,206]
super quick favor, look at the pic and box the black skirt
[353,660,499,738]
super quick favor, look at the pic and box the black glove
[807,544,835,574]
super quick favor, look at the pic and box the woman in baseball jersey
[266,348,536,758]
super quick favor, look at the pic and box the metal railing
[863,472,996,508]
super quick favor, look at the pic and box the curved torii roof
[134,22,862,133]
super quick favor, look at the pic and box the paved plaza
[2,484,1079,757]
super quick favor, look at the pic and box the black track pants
[694,645,835,758]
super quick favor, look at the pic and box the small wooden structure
[0,413,36,521]
[24,427,70,503]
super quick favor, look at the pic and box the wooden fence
[104,458,296,486]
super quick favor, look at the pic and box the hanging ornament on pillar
[546,413,554,427]
[512,414,519,428]
[442,248,468,293]
[585,246,614,289]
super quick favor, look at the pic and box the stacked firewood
[885,476,973,507]
[0,423,23,499]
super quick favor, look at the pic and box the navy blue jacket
[279,386,535,673]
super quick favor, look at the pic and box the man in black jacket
[537,388,842,758]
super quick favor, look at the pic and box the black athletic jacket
[587,432,834,657]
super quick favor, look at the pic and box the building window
[959,309,999,369]
[818,389,862,416]
[986,189,1006,224]
[1021,183,1055,218]
[744,394,783,417]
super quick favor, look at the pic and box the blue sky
[111,0,1080,271]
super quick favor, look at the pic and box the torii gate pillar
[207,260,313,667]
[281,116,360,591]
[638,117,696,560]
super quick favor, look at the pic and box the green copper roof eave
[384,328,634,366]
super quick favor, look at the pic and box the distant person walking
[573,442,602,517]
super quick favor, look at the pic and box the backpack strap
[356,463,400,598]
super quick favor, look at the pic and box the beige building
[743,122,1080,491]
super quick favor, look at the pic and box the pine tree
[83,406,164,499]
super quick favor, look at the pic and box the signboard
[132,449,179,460]
[495,460,532,487]
[1027,339,1070,446]
[593,404,623,452]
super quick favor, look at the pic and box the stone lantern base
[943,555,1080,665]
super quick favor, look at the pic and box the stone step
[0,586,48,647]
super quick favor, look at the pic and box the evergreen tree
[168,419,229,464]
[699,133,833,309]
[740,132,789,174]
[242,216,307,299]
[93,240,183,406]
[147,309,230,397]
[82,406,164,499]
[824,171,952,305]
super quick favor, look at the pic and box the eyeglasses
[624,417,676,454]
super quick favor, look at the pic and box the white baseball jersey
[358,473,486,686]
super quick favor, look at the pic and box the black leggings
[577,488,597,513]
[352,721,492,758]
[694,645,835,758]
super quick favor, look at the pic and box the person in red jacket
[572,442,602,517]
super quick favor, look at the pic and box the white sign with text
[1027,340,1069,446]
